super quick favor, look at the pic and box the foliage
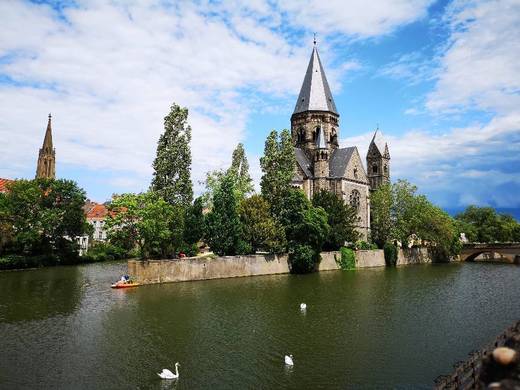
[184,196,205,245]
[151,103,193,208]
[355,241,378,250]
[1,179,88,260]
[83,241,127,262]
[312,190,359,250]
[205,173,247,256]
[106,192,185,259]
[238,195,286,254]
[177,242,199,257]
[455,206,520,243]
[260,129,296,218]
[201,143,254,207]
[338,247,356,270]
[289,244,318,274]
[293,207,330,251]
[384,242,398,266]
[370,179,460,259]
[369,183,392,248]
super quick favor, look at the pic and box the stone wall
[128,248,434,285]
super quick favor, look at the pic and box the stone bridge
[460,243,520,263]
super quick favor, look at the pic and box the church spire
[36,113,56,179]
[293,45,338,115]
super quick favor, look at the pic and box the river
[0,261,519,389]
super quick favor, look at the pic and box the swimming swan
[158,362,180,379]
[285,354,294,366]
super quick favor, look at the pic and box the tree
[312,190,359,250]
[455,206,520,243]
[369,183,393,248]
[201,143,254,207]
[106,192,184,259]
[238,195,285,253]
[151,103,193,208]
[260,129,296,217]
[184,196,205,245]
[229,143,254,199]
[205,173,247,256]
[3,179,88,258]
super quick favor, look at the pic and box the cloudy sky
[1,0,519,216]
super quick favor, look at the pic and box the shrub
[177,242,199,258]
[355,240,378,250]
[384,242,398,266]
[338,247,356,270]
[83,242,127,262]
[289,244,319,274]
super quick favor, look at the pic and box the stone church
[290,44,390,239]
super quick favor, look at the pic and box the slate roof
[294,148,313,178]
[293,46,338,115]
[316,127,327,148]
[329,147,355,178]
[370,129,387,155]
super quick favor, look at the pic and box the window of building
[349,189,360,210]
[372,164,378,174]
[353,167,358,179]
[384,164,388,174]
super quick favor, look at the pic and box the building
[85,202,108,241]
[0,178,14,194]
[36,114,56,179]
[290,43,390,239]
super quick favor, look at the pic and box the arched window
[353,167,358,179]
[384,164,388,174]
[372,164,378,174]
[297,128,305,143]
[349,190,360,210]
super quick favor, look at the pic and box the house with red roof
[0,178,14,194]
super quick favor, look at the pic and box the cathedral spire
[293,45,338,115]
[36,113,56,179]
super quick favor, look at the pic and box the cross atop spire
[293,45,338,115]
[313,32,317,46]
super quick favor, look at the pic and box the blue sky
[1,0,519,217]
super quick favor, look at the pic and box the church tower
[366,128,390,191]
[36,114,56,179]
[291,41,339,195]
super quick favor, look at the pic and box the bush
[289,244,319,274]
[82,242,127,262]
[0,253,83,270]
[384,242,398,266]
[355,240,378,250]
[177,242,199,258]
[338,247,356,270]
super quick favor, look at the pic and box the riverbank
[128,247,440,285]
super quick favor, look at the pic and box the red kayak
[111,282,140,289]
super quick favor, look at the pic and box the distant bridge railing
[460,243,520,263]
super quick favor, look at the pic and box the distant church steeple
[36,114,56,179]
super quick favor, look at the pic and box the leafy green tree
[184,196,205,245]
[3,179,88,258]
[205,174,247,256]
[260,129,296,217]
[151,103,193,208]
[455,206,520,243]
[201,143,254,207]
[238,195,285,253]
[312,190,359,250]
[106,192,184,259]
[369,183,393,248]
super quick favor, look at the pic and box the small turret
[314,127,329,193]
[366,127,390,191]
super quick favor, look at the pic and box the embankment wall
[129,247,436,285]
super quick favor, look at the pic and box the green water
[0,261,519,389]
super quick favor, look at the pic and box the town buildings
[290,43,390,239]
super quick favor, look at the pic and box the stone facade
[36,114,56,179]
[290,45,390,240]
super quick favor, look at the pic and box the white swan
[300,303,307,310]
[285,354,294,366]
[157,362,180,379]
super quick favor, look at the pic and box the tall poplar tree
[228,143,254,199]
[260,129,295,216]
[151,103,193,207]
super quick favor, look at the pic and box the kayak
[111,282,140,289]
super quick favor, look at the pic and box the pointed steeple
[42,113,53,151]
[370,127,388,157]
[36,113,56,179]
[293,46,338,115]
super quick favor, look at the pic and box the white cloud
[0,0,431,200]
